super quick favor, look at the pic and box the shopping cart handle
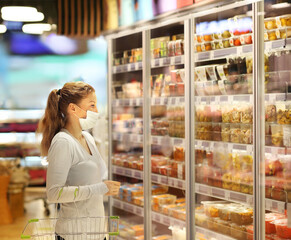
[21,235,31,239]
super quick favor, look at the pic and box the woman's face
[74,92,98,118]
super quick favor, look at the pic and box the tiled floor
[0,199,54,240]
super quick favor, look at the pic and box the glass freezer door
[110,32,145,239]
[193,3,255,240]
[264,1,291,240]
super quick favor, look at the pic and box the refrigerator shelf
[195,140,253,154]
[151,97,185,106]
[151,55,185,68]
[112,198,186,228]
[196,183,286,214]
[195,226,236,240]
[112,61,143,74]
[112,165,185,189]
[195,38,291,62]
[112,98,143,107]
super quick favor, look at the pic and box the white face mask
[74,105,99,130]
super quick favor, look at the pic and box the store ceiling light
[1,6,44,22]
[22,23,52,34]
[271,2,291,9]
[0,24,7,34]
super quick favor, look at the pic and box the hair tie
[56,89,61,95]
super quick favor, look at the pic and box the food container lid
[278,14,291,19]
[271,218,288,226]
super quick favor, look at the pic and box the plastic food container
[221,123,230,142]
[229,36,241,47]
[265,30,278,41]
[272,219,291,239]
[173,146,185,162]
[230,124,241,143]
[202,201,228,218]
[230,223,247,240]
[202,42,212,51]
[203,34,213,42]
[265,213,285,234]
[240,124,253,144]
[211,105,222,123]
[266,105,277,123]
[207,166,222,188]
[212,123,222,141]
[230,207,253,225]
[276,14,291,28]
[240,34,253,45]
[195,66,207,82]
[265,17,278,30]
[152,194,177,205]
[195,212,209,228]
[194,34,203,43]
[196,44,202,52]
[277,103,291,125]
[241,105,253,124]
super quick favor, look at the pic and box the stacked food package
[195,16,252,53]
[264,15,291,41]
[112,145,185,180]
[151,69,185,97]
[151,106,185,138]
[151,34,184,59]
[195,146,253,195]
[113,48,143,66]
[195,103,253,144]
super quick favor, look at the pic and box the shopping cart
[21,216,120,240]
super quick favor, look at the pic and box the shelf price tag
[154,59,159,67]
[130,63,135,71]
[134,171,142,179]
[163,58,170,65]
[154,214,161,222]
[135,207,143,216]
[152,136,158,145]
[198,184,210,195]
[170,57,175,65]
[114,199,121,208]
[161,176,168,185]
[163,216,171,226]
[138,135,143,143]
[212,188,225,198]
[179,97,185,104]
[177,180,183,189]
[155,98,161,105]
[125,169,132,177]
[171,98,176,105]
[116,167,124,175]
[175,56,182,64]
[174,138,184,145]
[124,203,134,212]
[116,66,122,73]
[151,175,158,182]
[132,99,137,106]
[197,52,210,61]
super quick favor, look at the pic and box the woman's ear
[68,103,76,113]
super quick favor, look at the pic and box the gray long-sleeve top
[46,128,109,221]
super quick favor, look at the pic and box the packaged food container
[265,176,272,198]
[272,219,291,239]
[222,105,231,123]
[221,123,231,142]
[230,124,241,143]
[240,34,253,45]
[207,217,221,232]
[241,105,253,124]
[202,201,228,218]
[133,196,144,206]
[230,105,242,123]
[196,105,212,122]
[203,34,213,42]
[217,203,240,221]
[195,212,209,228]
[229,36,241,47]
[216,65,228,81]
[230,223,248,240]
[246,225,253,240]
[222,172,233,190]
[265,30,278,41]
[230,207,253,225]
[195,66,207,82]
[177,82,184,96]
[168,41,175,57]
[175,39,184,56]
[273,178,287,201]
[211,105,222,123]
[206,65,218,81]
[277,103,291,125]
[240,124,253,144]
[196,123,212,141]
[195,44,202,52]
[195,148,206,164]
[265,17,278,30]
[265,213,285,234]
[265,105,277,123]
[276,27,291,39]
[207,166,222,188]
[168,160,185,179]
[194,34,203,43]
[173,208,186,221]
[276,14,291,28]
[201,42,212,52]
[172,146,184,162]
[212,123,222,142]
[216,218,232,236]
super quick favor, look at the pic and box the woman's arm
[46,138,108,203]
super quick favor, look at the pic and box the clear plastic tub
[211,105,222,123]
[230,124,241,143]
[221,123,231,142]
[212,123,222,142]
[265,29,277,41]
[201,42,212,51]
[276,14,291,28]
[272,219,291,239]
[230,207,253,225]
[152,194,177,205]
[241,105,253,124]
[202,201,228,218]
[265,17,278,30]
[195,212,209,228]
[240,124,253,144]
[265,105,277,123]
[277,103,291,124]
[195,66,207,82]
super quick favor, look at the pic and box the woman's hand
[104,180,121,196]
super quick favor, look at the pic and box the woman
[38,81,120,239]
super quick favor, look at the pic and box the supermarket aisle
[0,199,55,240]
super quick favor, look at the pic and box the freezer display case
[107,1,291,239]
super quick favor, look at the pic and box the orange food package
[131,224,144,236]
[152,235,172,240]
[152,194,177,205]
